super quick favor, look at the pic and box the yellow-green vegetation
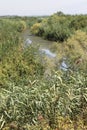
[51,30,87,63]
[30,13,87,42]
[0,13,87,130]
[30,23,41,35]
[16,20,27,32]
[0,18,44,87]
[0,71,87,130]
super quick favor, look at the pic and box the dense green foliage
[0,19,44,87]
[0,14,87,130]
[0,71,87,130]
[31,14,87,42]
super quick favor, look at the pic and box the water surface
[23,30,68,72]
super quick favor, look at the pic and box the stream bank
[23,30,68,75]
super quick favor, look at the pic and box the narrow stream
[23,30,68,72]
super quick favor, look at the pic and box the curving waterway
[23,30,68,72]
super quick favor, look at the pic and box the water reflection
[60,61,68,71]
[23,31,69,72]
[25,38,32,46]
[41,48,56,58]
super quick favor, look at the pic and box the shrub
[30,23,41,35]
[30,14,71,42]
[16,21,27,32]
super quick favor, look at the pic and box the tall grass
[0,71,87,129]
[0,16,87,130]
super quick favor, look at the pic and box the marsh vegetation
[0,13,87,130]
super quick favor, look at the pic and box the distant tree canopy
[55,11,64,16]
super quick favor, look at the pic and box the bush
[30,14,71,42]
[16,20,27,32]
[30,23,41,35]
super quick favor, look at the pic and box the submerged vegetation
[0,13,87,130]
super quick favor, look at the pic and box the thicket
[30,14,87,42]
